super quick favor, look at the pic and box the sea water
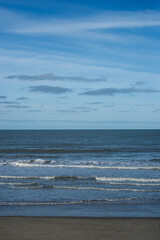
[0,130,159,216]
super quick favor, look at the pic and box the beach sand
[0,217,160,240]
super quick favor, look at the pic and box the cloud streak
[5,105,30,109]
[80,87,160,96]
[7,73,106,82]
[0,101,18,104]
[56,109,78,113]
[16,97,28,100]
[29,85,72,94]
[27,109,41,112]
[15,11,160,34]
[1,8,160,36]
[0,96,7,99]
[87,102,103,105]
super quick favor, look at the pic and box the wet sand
[0,217,160,240]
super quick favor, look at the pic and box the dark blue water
[0,130,160,216]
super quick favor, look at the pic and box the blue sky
[0,0,160,129]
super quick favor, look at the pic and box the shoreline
[1,202,159,217]
[0,217,160,240]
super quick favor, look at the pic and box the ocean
[0,130,160,217]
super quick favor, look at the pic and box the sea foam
[7,162,160,170]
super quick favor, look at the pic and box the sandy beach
[0,217,159,240]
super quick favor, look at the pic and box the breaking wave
[9,185,160,192]
[0,197,159,206]
[95,177,160,182]
[0,175,93,180]
[5,161,160,170]
[1,175,160,183]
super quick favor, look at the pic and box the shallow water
[0,130,160,216]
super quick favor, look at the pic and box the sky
[0,0,160,129]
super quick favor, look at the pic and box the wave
[1,175,160,184]
[95,177,160,182]
[30,159,52,164]
[1,181,159,189]
[1,146,159,154]
[0,197,159,206]
[0,182,40,187]
[1,159,99,166]
[9,184,160,192]
[6,162,160,170]
[0,148,122,154]
[150,158,160,162]
[1,175,160,182]
[0,175,93,181]
[107,182,160,186]
[74,161,99,165]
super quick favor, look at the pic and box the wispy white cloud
[1,7,160,35]
[0,4,160,129]
[15,12,160,34]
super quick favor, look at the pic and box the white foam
[10,186,42,189]
[9,162,160,170]
[0,197,159,206]
[96,177,160,182]
[0,175,88,181]
[34,159,46,164]
[0,180,159,187]
[74,161,98,165]
[108,182,160,186]
[56,186,160,192]
[0,175,56,180]
[9,184,160,192]
[1,175,160,184]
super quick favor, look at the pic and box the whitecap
[8,162,160,170]
[95,177,160,182]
